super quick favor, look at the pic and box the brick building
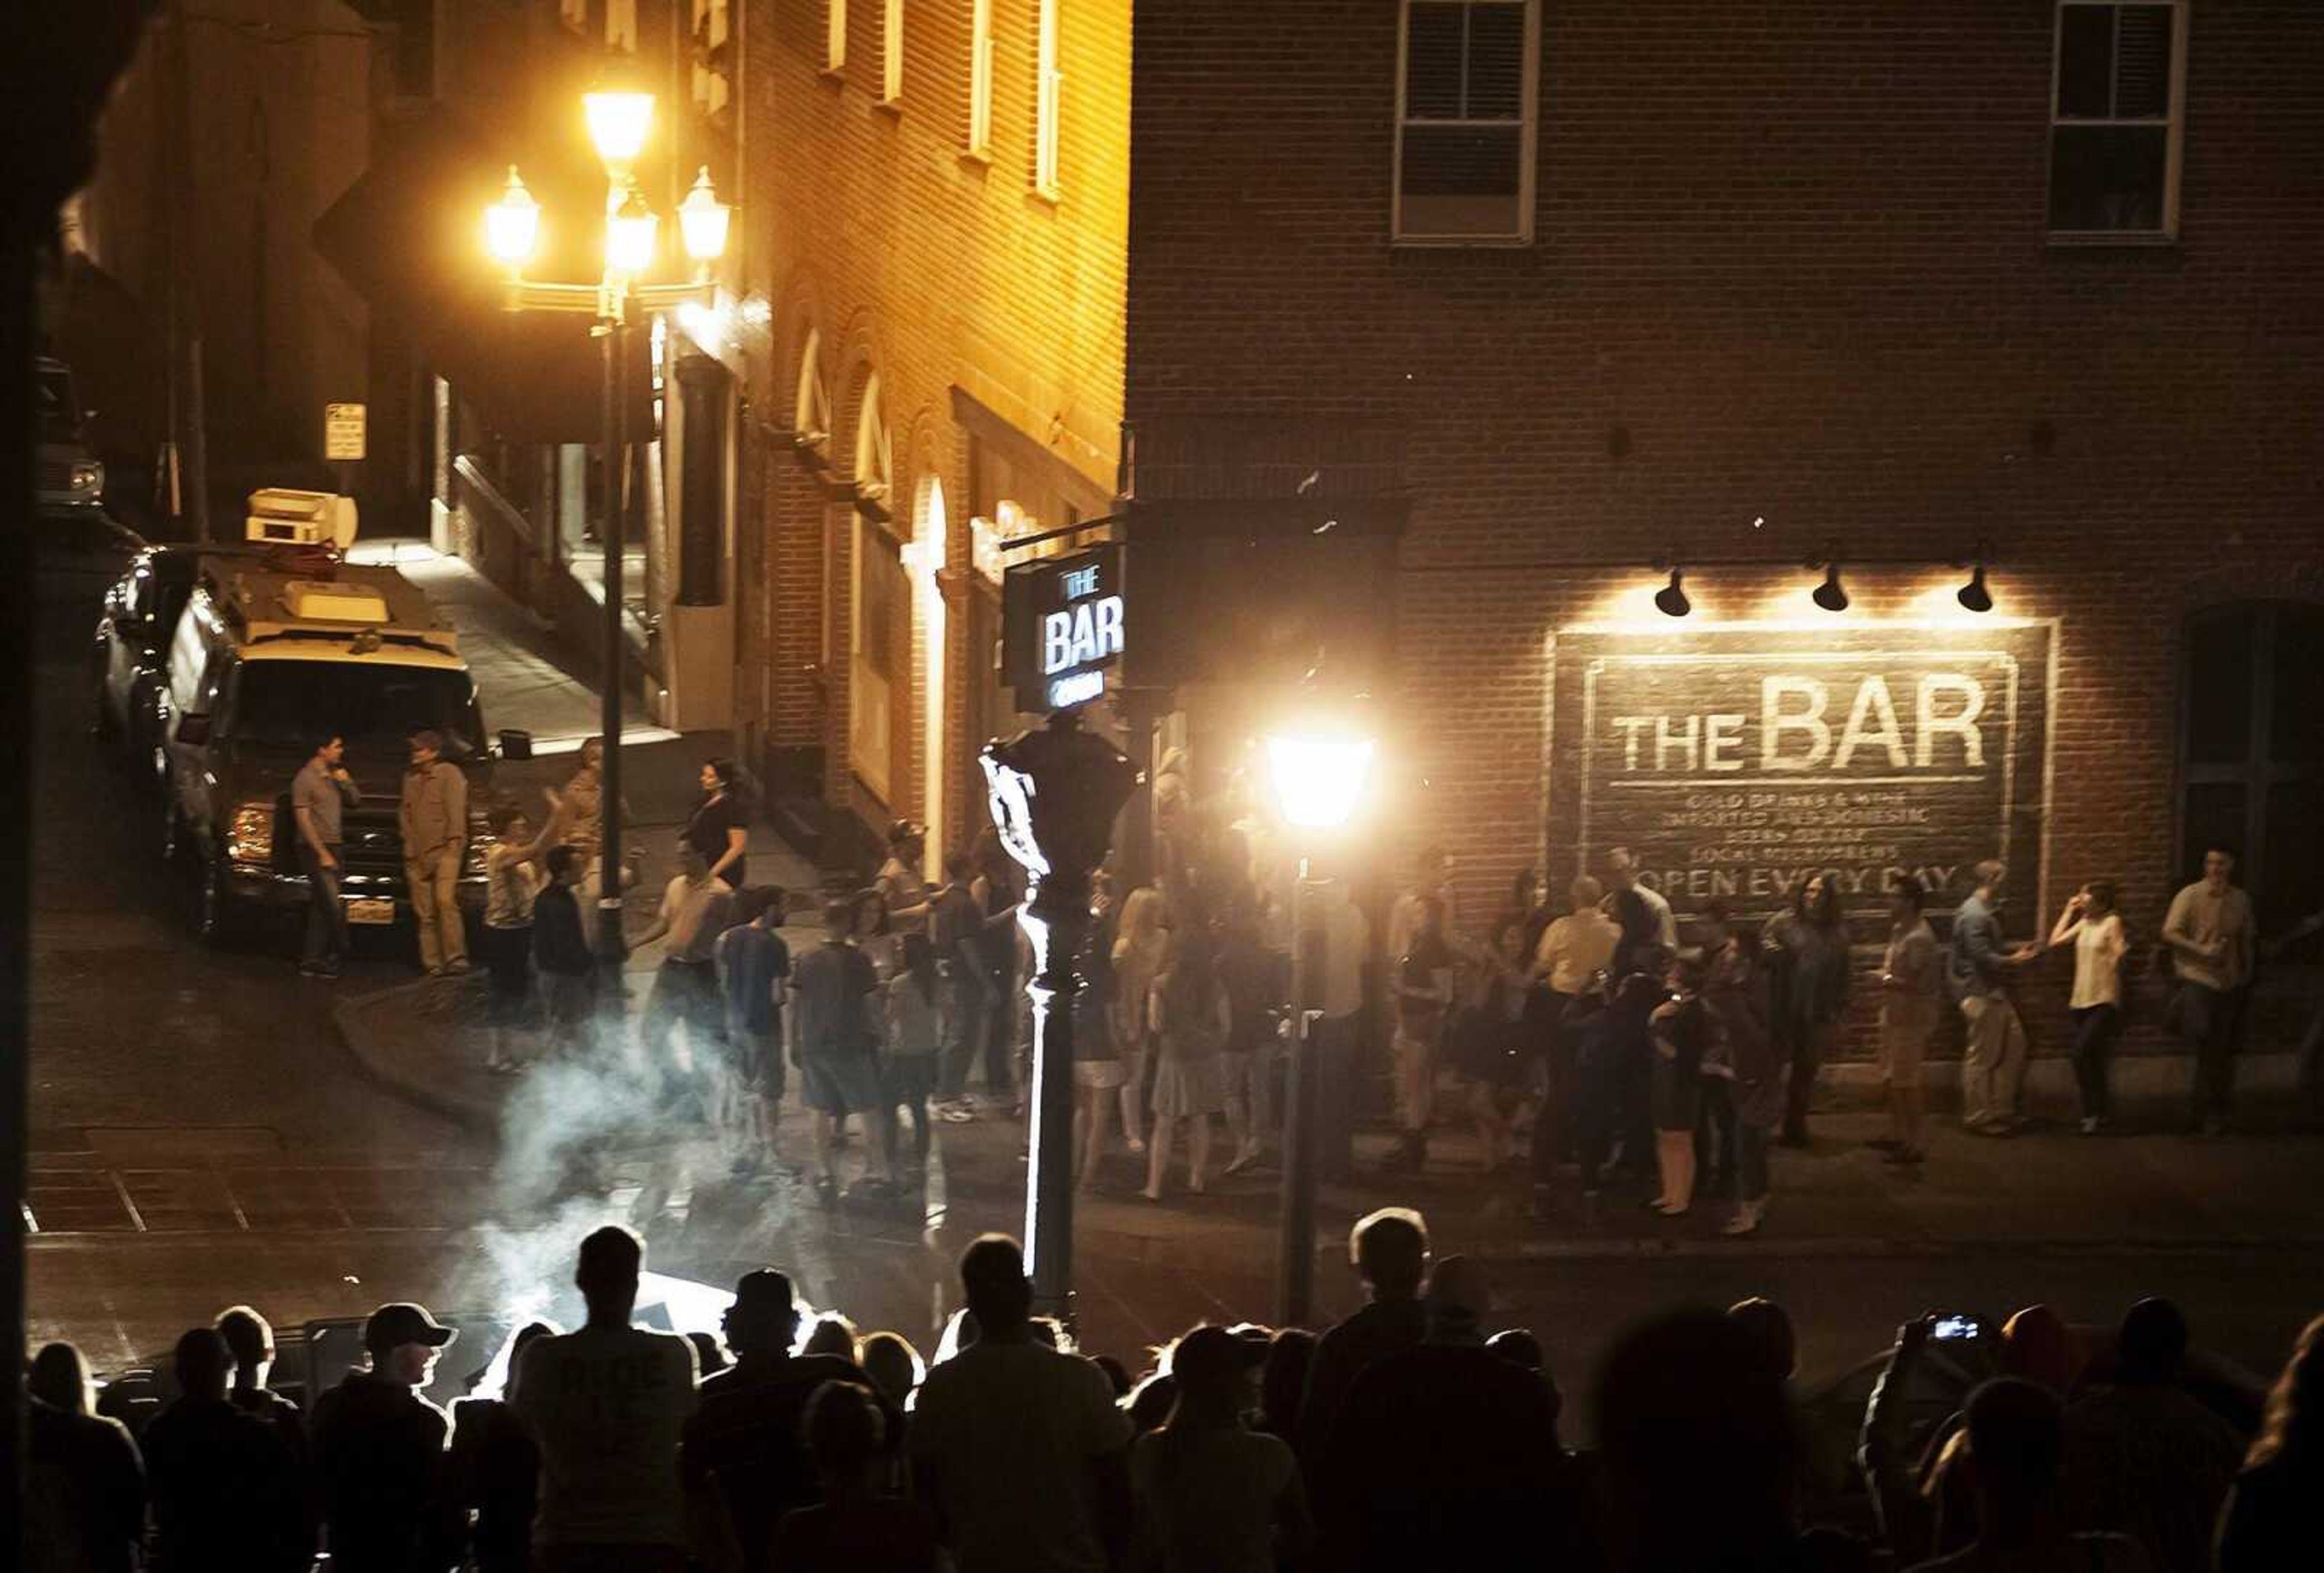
[1118,0,2323,1070]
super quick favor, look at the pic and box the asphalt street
[24,541,2324,1425]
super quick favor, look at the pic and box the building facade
[1122,0,2323,1066]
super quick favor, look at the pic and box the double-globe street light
[484,80,730,970]
[1265,722,1378,1328]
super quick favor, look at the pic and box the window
[884,0,904,103]
[2049,2,2186,238]
[560,0,587,32]
[827,0,847,73]
[693,0,732,119]
[608,0,636,53]
[1033,0,1062,195]
[794,330,830,460]
[1394,0,1539,243]
[967,0,994,154]
[851,377,901,797]
[2179,602,2324,933]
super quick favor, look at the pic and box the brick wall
[738,0,1131,861]
[1127,1,2324,1059]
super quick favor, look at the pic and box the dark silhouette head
[803,1379,887,1489]
[1128,1371,1180,1436]
[214,1304,273,1390]
[1998,1304,2078,1394]
[1961,1378,2067,1527]
[575,1224,643,1322]
[1091,1353,1134,1399]
[860,1332,925,1408]
[724,1268,802,1361]
[1487,1328,1544,1371]
[803,1314,860,1362]
[173,1326,232,1401]
[1259,1328,1317,1436]
[959,1233,1033,1336]
[2116,1296,2190,1385]
[1594,1308,1802,1566]
[2250,1313,2324,1468]
[1350,1207,1429,1302]
[1727,1297,1798,1383]
[686,1331,729,1379]
[28,1342,93,1414]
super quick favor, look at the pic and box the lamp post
[484,79,730,973]
[1264,726,1377,1328]
[982,709,1138,1324]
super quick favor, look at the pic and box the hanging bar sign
[1003,542,1126,711]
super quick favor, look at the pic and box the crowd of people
[22,1209,2323,1572]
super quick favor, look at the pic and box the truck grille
[338,809,407,888]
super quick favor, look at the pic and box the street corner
[332,971,503,1133]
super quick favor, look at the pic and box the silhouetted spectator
[1906,1379,2150,1572]
[447,1321,556,1573]
[803,1313,860,1362]
[515,1227,699,1572]
[1090,1352,1134,1401]
[769,1381,942,1572]
[1256,1327,1316,1440]
[1594,1306,1802,1572]
[145,1325,305,1572]
[1487,1327,1544,1371]
[688,1329,731,1379]
[1128,1373,1180,1437]
[1131,1325,1313,1573]
[22,1341,145,1573]
[311,1303,461,1573]
[2214,1312,2323,1572]
[680,1267,870,1573]
[1325,1257,1577,1572]
[1295,1207,1430,1468]
[2063,1298,2245,1573]
[216,1304,317,1567]
[1728,1296,1799,1385]
[860,1331,927,1412]
[910,1234,1133,1573]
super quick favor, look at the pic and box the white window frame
[2047,0,2188,242]
[560,0,588,34]
[607,0,637,53]
[693,0,732,117]
[1391,0,1541,246]
[1034,0,1062,196]
[883,0,904,104]
[968,0,994,154]
[850,375,898,799]
[827,0,848,73]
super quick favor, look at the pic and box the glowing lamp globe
[605,191,658,275]
[484,166,541,267]
[584,88,655,168]
[678,167,732,263]
[1266,732,1377,832]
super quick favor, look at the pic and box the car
[153,542,530,945]
[91,542,212,787]
[36,356,105,513]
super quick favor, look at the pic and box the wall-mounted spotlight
[1957,557,1993,614]
[1654,565,1691,617]
[1811,562,1850,613]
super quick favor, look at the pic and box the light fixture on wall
[1653,565,1690,618]
[1811,561,1850,613]
[1956,554,1993,614]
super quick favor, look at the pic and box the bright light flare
[485,166,540,266]
[678,166,731,262]
[1266,732,1377,831]
[605,189,658,275]
[584,88,655,168]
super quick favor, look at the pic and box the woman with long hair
[2051,878,2130,1134]
[1707,925,1782,1236]
[1762,873,1850,1147]
[1074,875,1127,1186]
[1112,884,1172,1155]
[685,756,752,889]
[1143,921,1232,1200]
[1452,920,1532,1173]
[1131,1326,1313,1573]
[881,931,944,1175]
[1647,953,1715,1215]
[2217,1314,2324,1569]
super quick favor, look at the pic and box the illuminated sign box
[1002,542,1125,712]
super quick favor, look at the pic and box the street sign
[323,402,367,461]
[1002,542,1126,710]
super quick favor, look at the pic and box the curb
[333,977,502,1135]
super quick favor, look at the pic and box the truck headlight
[227,802,275,867]
[71,461,103,494]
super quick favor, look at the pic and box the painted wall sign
[1548,622,2056,930]
[1003,542,1125,709]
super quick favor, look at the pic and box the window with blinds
[968,0,994,154]
[1034,0,1062,195]
[1394,0,1539,244]
[2049,2,2187,238]
[884,0,904,103]
[827,0,848,73]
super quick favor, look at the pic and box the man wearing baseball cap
[312,1301,461,1572]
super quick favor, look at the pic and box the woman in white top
[2050,879,2130,1134]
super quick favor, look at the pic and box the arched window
[914,474,948,872]
[2179,601,2324,930]
[794,329,830,460]
[849,377,905,800]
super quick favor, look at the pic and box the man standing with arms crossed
[293,732,359,978]
[399,728,469,975]
[2164,846,2257,1136]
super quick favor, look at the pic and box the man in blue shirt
[1949,861,2043,1135]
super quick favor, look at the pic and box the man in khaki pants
[399,729,470,974]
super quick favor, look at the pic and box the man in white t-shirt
[515,1226,700,1572]
[2162,846,2257,1135]
[1604,846,1678,950]
[910,1235,1132,1573]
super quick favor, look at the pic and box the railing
[451,453,536,550]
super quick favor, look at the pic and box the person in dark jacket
[534,846,597,1059]
[22,1341,145,1573]
[1763,874,1852,1147]
[311,1301,461,1573]
[1296,1208,1431,1564]
[448,1320,557,1573]
[215,1304,318,1564]
[140,1325,301,1572]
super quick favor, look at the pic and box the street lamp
[982,710,1138,1324]
[482,84,731,980]
[1265,723,1377,1327]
